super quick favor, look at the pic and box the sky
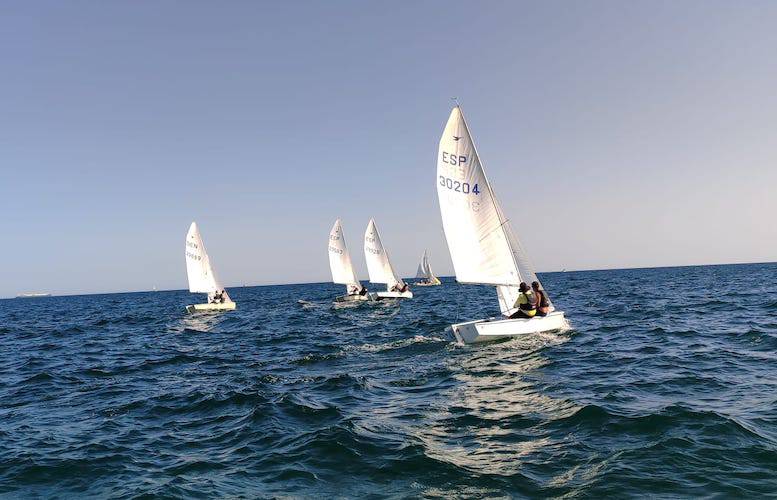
[1,1,776,297]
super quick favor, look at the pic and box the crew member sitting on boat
[532,281,550,316]
[508,282,536,319]
[390,283,409,293]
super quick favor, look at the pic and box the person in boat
[210,291,221,304]
[358,286,368,296]
[508,282,536,319]
[219,290,226,303]
[390,282,409,293]
[532,281,550,316]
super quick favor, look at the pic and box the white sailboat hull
[376,290,413,299]
[452,311,568,344]
[414,281,441,287]
[186,302,236,314]
[334,293,373,302]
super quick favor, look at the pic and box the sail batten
[364,219,403,288]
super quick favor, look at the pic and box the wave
[2,265,776,497]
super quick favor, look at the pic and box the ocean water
[1,263,776,498]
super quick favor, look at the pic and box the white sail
[496,285,522,315]
[328,219,362,292]
[436,106,548,312]
[416,250,441,284]
[185,222,230,302]
[415,250,429,279]
[364,219,403,288]
[416,261,426,279]
[424,252,441,285]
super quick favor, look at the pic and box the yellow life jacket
[516,291,537,317]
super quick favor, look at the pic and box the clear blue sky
[2,1,776,297]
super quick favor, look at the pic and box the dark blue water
[1,263,776,497]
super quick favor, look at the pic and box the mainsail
[185,222,230,302]
[416,250,429,279]
[416,250,441,284]
[364,219,403,288]
[328,219,363,292]
[436,106,548,314]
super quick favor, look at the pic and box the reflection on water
[418,333,578,476]
[177,310,229,333]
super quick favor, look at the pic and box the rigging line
[477,218,512,244]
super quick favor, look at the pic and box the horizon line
[3,259,774,300]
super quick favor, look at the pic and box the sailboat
[436,106,567,343]
[328,219,372,302]
[184,222,236,313]
[364,219,413,299]
[414,250,442,286]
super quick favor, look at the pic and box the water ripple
[1,263,776,496]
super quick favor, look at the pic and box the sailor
[347,284,360,295]
[508,282,536,319]
[219,290,226,303]
[210,291,220,304]
[358,286,368,296]
[532,281,550,316]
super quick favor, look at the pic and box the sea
[1,263,775,498]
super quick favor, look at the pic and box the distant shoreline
[3,260,774,300]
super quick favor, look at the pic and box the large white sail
[364,219,403,288]
[436,106,547,312]
[185,222,229,301]
[328,219,362,291]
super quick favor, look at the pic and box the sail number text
[439,176,479,195]
[441,152,467,165]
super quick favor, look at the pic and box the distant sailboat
[184,222,235,313]
[436,106,567,343]
[328,219,372,302]
[364,219,412,299]
[414,250,441,286]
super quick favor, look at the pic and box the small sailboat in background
[364,219,413,299]
[328,219,372,302]
[184,222,236,313]
[436,106,567,343]
[414,250,442,286]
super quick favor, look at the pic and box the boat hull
[186,302,236,314]
[452,311,568,344]
[376,290,413,299]
[334,294,372,302]
[414,282,441,287]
